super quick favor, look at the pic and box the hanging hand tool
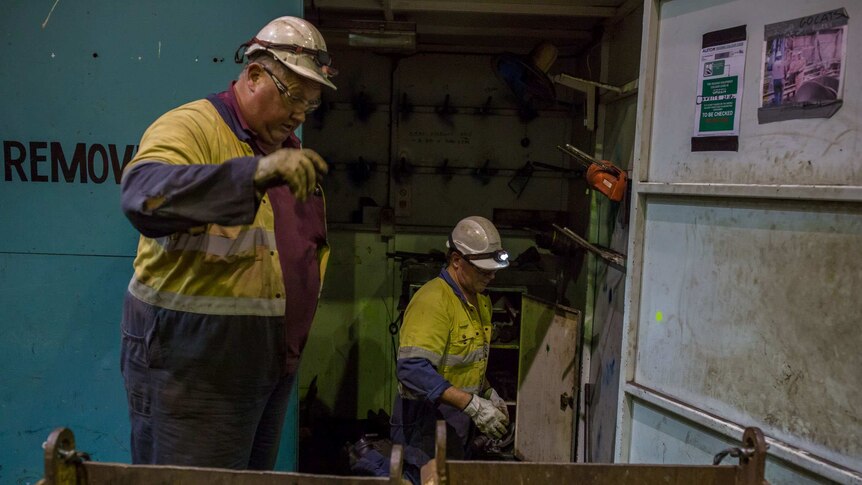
[556,144,628,202]
[552,224,626,273]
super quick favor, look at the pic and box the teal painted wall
[0,1,302,482]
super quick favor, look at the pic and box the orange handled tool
[556,144,628,202]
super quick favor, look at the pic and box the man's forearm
[121,158,259,237]
[440,385,473,410]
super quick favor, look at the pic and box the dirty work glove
[463,395,509,439]
[483,387,509,420]
[254,148,328,201]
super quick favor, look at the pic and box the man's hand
[484,387,509,420]
[463,394,509,439]
[254,148,329,201]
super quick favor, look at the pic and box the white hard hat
[447,216,510,270]
[237,16,337,90]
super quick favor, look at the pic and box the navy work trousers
[120,292,292,469]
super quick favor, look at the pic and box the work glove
[254,148,329,201]
[463,395,509,439]
[483,387,509,420]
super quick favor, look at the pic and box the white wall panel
[636,196,861,471]
[648,0,860,185]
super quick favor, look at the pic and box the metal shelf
[491,343,520,349]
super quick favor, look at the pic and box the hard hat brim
[245,44,337,90]
[472,258,509,270]
[276,56,337,90]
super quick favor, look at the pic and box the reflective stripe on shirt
[398,346,444,367]
[128,277,285,316]
[152,226,277,258]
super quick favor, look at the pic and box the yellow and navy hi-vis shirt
[397,270,493,396]
[122,96,329,317]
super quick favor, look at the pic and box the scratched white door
[515,296,582,462]
[617,0,862,484]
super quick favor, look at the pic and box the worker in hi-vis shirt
[392,216,511,484]
[119,16,336,470]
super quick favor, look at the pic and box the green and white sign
[699,77,738,131]
[694,40,746,137]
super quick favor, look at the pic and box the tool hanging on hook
[551,224,626,273]
[556,144,628,202]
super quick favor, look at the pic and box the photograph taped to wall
[758,8,848,123]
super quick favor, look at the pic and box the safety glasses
[464,258,497,277]
[235,38,338,77]
[453,249,508,277]
[259,64,322,113]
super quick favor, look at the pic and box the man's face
[245,63,322,151]
[454,253,497,295]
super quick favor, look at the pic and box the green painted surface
[299,231,541,419]
[299,231,397,419]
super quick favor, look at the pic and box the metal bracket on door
[560,392,575,411]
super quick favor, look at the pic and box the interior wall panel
[636,196,861,471]
[648,0,860,185]
[394,53,573,226]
